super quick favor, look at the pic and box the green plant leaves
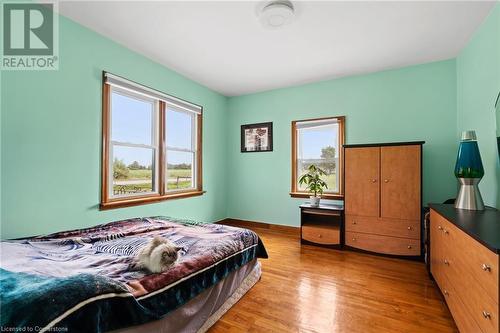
[298,164,328,196]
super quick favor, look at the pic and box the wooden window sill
[289,192,344,200]
[100,190,205,210]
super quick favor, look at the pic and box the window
[291,116,345,199]
[110,89,158,197]
[101,73,203,209]
[165,107,197,191]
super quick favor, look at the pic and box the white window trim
[104,72,202,114]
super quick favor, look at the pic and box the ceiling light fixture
[259,0,295,29]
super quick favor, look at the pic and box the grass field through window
[113,163,193,195]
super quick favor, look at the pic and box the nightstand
[300,203,344,248]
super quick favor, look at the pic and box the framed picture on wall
[241,122,273,152]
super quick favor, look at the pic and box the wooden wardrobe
[343,142,424,257]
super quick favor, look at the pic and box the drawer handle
[371,179,377,183]
[384,179,389,183]
[482,311,491,320]
[438,225,443,230]
[407,226,412,230]
[352,237,356,241]
[352,221,357,225]
[482,264,491,272]
[444,259,449,266]
[443,229,449,235]
[318,234,322,238]
[443,290,449,296]
[407,245,412,249]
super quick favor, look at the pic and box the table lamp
[454,130,484,210]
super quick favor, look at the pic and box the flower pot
[310,196,320,207]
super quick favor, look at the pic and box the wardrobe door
[380,145,421,220]
[345,147,380,217]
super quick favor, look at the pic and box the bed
[0,217,268,333]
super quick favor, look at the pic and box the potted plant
[298,164,328,207]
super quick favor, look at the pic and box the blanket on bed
[0,217,267,333]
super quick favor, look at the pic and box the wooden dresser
[430,204,500,333]
[343,141,424,256]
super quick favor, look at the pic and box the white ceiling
[58,1,496,96]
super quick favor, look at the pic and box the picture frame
[241,122,273,153]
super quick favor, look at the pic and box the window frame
[101,75,203,210]
[290,116,345,200]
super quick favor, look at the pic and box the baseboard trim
[218,218,300,236]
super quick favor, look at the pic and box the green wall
[457,4,500,208]
[226,60,458,227]
[1,15,228,239]
[2,5,498,237]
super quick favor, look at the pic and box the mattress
[0,217,267,333]
[113,259,261,333]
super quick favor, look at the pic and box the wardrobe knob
[482,311,491,319]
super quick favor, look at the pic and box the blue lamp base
[455,178,485,210]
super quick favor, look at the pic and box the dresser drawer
[439,273,483,333]
[441,251,499,333]
[345,231,420,256]
[346,215,420,239]
[432,210,499,304]
[302,225,340,245]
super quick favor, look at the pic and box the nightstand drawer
[302,225,340,245]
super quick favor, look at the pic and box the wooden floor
[208,226,458,333]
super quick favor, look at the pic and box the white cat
[136,236,182,273]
